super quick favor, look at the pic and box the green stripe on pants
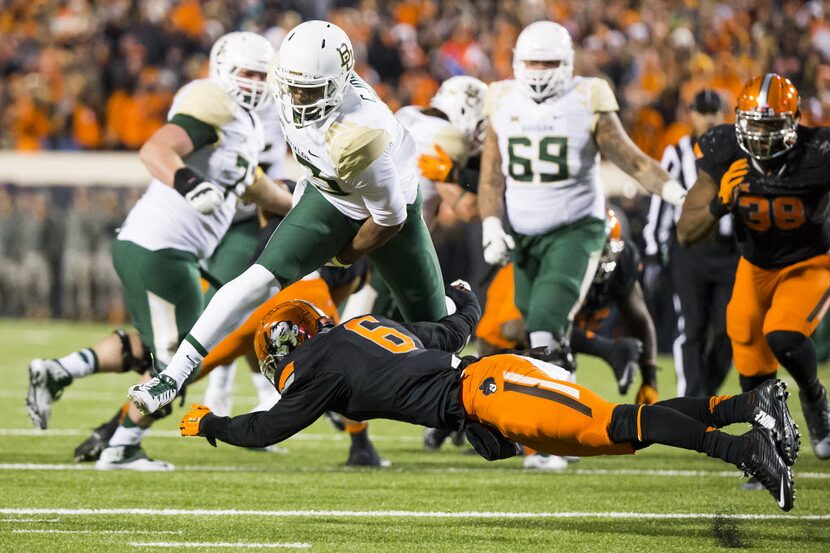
[255,184,446,322]
[512,216,606,337]
[111,240,204,366]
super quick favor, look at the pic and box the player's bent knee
[765,330,810,361]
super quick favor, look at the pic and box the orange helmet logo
[735,73,799,160]
[254,299,333,388]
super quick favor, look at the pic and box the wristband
[173,166,202,196]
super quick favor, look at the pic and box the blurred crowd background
[1,0,830,355]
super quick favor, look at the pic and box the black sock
[639,405,747,465]
[570,328,614,360]
[767,331,823,402]
[350,429,370,448]
[739,373,776,393]
[655,395,754,428]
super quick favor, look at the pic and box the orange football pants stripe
[460,354,634,457]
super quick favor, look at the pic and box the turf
[0,319,828,552]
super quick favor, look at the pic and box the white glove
[482,216,514,265]
[185,181,225,215]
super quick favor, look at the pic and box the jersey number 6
[345,316,417,353]
[507,136,568,183]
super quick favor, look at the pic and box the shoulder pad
[585,77,619,113]
[171,80,236,130]
[326,121,392,179]
[696,124,739,165]
[484,80,513,117]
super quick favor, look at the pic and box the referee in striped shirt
[643,90,739,397]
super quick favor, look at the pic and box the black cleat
[739,427,794,511]
[607,338,642,395]
[423,428,453,450]
[346,440,390,468]
[73,416,120,463]
[749,379,800,466]
[799,386,830,460]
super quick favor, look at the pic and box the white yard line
[0,518,60,523]
[13,529,183,535]
[129,542,310,549]
[0,462,828,480]
[0,507,827,521]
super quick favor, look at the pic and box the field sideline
[1,319,829,552]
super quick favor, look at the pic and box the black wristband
[173,167,203,196]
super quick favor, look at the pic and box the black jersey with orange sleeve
[199,286,481,448]
[697,124,830,269]
[574,239,641,331]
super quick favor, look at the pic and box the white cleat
[26,359,73,430]
[522,453,568,472]
[127,375,177,416]
[95,445,174,471]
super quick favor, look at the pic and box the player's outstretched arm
[138,124,194,185]
[676,170,719,246]
[193,374,345,449]
[477,121,504,219]
[403,282,482,352]
[594,112,686,206]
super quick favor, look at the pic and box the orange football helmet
[735,73,800,160]
[594,210,625,284]
[254,299,333,388]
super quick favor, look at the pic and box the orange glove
[710,158,749,217]
[180,404,212,437]
[418,144,453,182]
[635,384,658,405]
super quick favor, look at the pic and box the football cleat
[748,379,800,466]
[799,386,830,459]
[26,359,73,430]
[423,428,453,450]
[522,453,568,472]
[739,427,794,511]
[128,375,178,416]
[607,338,642,395]
[95,445,174,471]
[346,441,390,468]
[74,417,121,462]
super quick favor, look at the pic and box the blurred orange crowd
[2,0,830,157]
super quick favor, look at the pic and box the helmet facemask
[259,320,305,389]
[273,64,350,128]
[513,58,573,102]
[735,109,798,160]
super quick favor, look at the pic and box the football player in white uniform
[25,32,292,470]
[477,21,685,470]
[129,20,448,417]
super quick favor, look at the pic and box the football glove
[418,144,454,182]
[180,404,215,445]
[482,216,514,266]
[174,167,224,215]
[710,158,749,217]
[636,361,659,404]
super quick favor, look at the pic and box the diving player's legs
[369,190,447,322]
[129,185,357,414]
[763,254,830,459]
[460,354,796,510]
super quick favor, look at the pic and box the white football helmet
[431,76,487,150]
[270,20,355,128]
[210,32,275,111]
[513,21,574,101]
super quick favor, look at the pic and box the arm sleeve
[402,286,482,352]
[199,373,345,448]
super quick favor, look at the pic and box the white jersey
[118,79,265,259]
[258,100,289,181]
[395,106,468,225]
[280,74,418,226]
[486,77,618,235]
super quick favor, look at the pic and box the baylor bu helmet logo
[336,42,353,70]
[479,377,498,396]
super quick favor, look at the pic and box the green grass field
[1,319,829,552]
